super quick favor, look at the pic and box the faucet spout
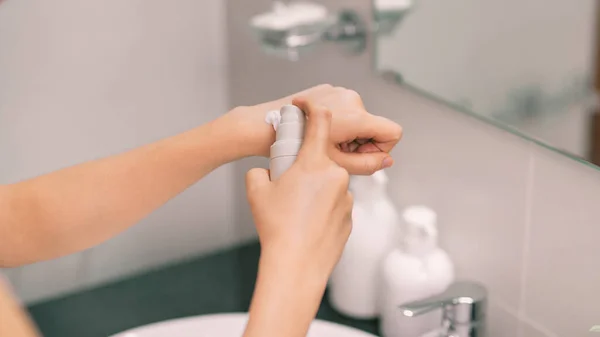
[399,281,488,337]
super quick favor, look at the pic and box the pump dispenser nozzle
[269,105,306,180]
[403,206,439,258]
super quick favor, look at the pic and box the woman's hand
[243,105,353,337]
[246,105,352,279]
[225,84,403,175]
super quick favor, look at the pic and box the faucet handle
[400,281,488,326]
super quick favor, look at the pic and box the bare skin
[0,278,41,337]
[244,98,355,337]
[0,85,402,337]
[0,85,401,267]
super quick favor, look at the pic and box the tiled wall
[378,0,597,158]
[226,1,600,337]
[0,0,234,304]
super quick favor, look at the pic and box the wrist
[259,247,330,289]
[220,105,275,159]
[222,96,293,159]
[245,250,327,337]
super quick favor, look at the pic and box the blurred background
[0,1,599,337]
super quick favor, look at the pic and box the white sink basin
[111,313,378,337]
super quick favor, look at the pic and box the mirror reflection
[375,0,600,165]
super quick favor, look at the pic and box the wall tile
[518,320,556,337]
[0,0,235,299]
[388,93,531,312]
[0,268,20,288]
[83,166,235,288]
[523,146,600,337]
[487,302,520,337]
[14,253,84,304]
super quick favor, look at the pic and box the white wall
[227,1,600,337]
[0,0,234,304]
[378,0,597,157]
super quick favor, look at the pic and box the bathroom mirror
[374,0,600,167]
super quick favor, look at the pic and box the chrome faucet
[399,281,488,337]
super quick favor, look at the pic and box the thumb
[331,152,394,175]
[293,98,331,158]
[245,168,271,195]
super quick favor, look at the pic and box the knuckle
[291,95,307,106]
[344,89,362,102]
[317,83,334,91]
[312,106,332,121]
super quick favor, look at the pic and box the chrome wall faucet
[400,281,488,337]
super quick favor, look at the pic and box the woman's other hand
[243,104,353,337]
[226,84,403,175]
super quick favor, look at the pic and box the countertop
[28,242,379,337]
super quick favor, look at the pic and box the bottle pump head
[402,205,439,258]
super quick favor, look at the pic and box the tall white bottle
[379,206,454,337]
[269,104,305,181]
[328,170,401,319]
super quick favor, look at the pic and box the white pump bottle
[328,170,401,319]
[379,206,454,337]
[269,104,305,180]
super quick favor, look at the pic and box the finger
[356,115,403,153]
[356,142,381,153]
[330,151,394,175]
[347,141,359,152]
[293,98,332,157]
[340,142,351,152]
[245,168,271,196]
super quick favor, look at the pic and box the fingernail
[382,157,394,169]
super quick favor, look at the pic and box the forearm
[0,111,260,267]
[244,252,328,337]
[0,278,40,337]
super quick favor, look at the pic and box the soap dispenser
[379,205,454,337]
[328,170,401,319]
[269,104,305,180]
